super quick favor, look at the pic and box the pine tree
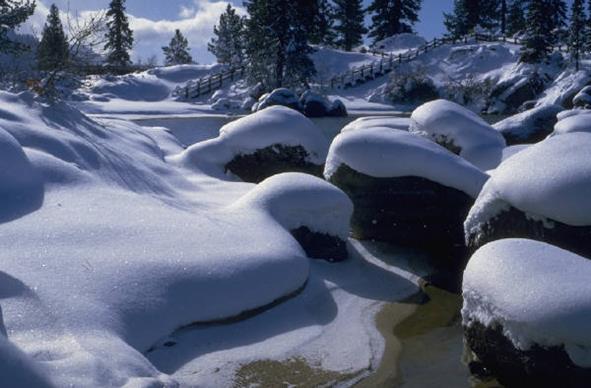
[367,0,422,43]
[506,1,526,36]
[333,0,367,51]
[0,0,36,54]
[208,4,245,66]
[104,0,134,68]
[585,0,591,53]
[569,0,586,70]
[520,0,554,63]
[444,0,498,37]
[309,0,336,45]
[37,4,69,71]
[162,29,192,65]
[244,0,316,89]
[548,0,568,32]
[499,0,507,35]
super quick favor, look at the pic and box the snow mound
[372,33,426,52]
[463,238,591,366]
[85,64,222,102]
[466,132,591,231]
[410,99,506,170]
[553,112,591,136]
[324,127,488,197]
[0,92,315,386]
[0,336,53,388]
[179,106,329,177]
[341,116,410,133]
[231,173,353,239]
[0,125,43,220]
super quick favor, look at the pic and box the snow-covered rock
[299,90,347,117]
[180,105,330,182]
[340,116,410,133]
[253,88,301,112]
[536,69,590,109]
[231,173,353,261]
[325,126,487,262]
[493,104,563,145]
[573,85,591,108]
[371,33,426,53]
[552,111,591,136]
[465,132,591,258]
[463,239,591,386]
[410,99,506,170]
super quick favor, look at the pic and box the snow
[535,69,590,108]
[501,144,530,162]
[0,91,362,386]
[573,85,591,107]
[372,33,426,53]
[410,99,506,170]
[324,126,488,197]
[493,104,562,143]
[231,173,353,239]
[179,105,330,177]
[340,116,410,133]
[553,111,591,136]
[465,132,591,235]
[463,238,591,367]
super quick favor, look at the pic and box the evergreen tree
[444,0,498,37]
[506,0,526,36]
[162,29,192,65]
[37,4,69,71]
[367,0,422,43]
[548,0,568,32]
[520,0,554,63]
[569,0,585,70]
[244,0,316,89]
[0,0,36,54]
[309,0,336,45]
[104,0,134,68]
[499,0,507,35]
[208,4,244,66]
[585,0,591,53]
[333,0,367,51]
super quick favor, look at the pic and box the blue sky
[27,0,544,64]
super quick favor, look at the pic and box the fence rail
[179,33,565,99]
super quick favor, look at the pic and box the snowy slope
[0,91,365,386]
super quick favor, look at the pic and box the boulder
[572,85,591,108]
[325,127,488,265]
[410,99,506,170]
[254,88,301,112]
[465,132,591,257]
[463,239,591,387]
[493,104,563,145]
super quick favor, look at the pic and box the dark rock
[290,226,348,262]
[493,104,563,145]
[255,88,301,112]
[328,99,348,117]
[464,321,591,388]
[573,86,591,109]
[489,73,545,114]
[225,144,323,183]
[328,163,474,265]
[466,205,591,258]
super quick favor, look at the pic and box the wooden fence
[179,33,565,99]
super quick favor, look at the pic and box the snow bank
[340,116,410,133]
[179,106,329,177]
[466,132,591,232]
[372,33,426,52]
[0,92,319,386]
[410,99,506,170]
[463,238,591,366]
[231,173,353,239]
[325,127,488,197]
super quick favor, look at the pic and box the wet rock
[290,226,348,262]
[225,144,324,183]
